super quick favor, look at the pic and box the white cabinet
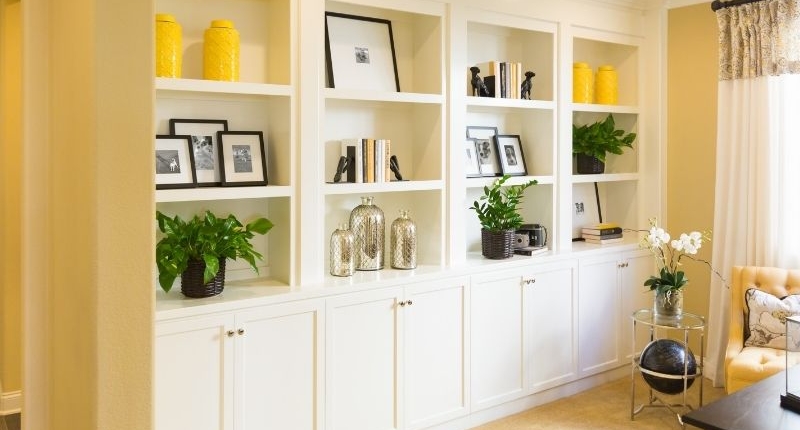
[155,299,323,430]
[577,249,652,377]
[325,277,467,430]
[471,260,577,410]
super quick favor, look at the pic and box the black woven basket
[576,154,605,174]
[181,258,226,298]
[481,229,514,259]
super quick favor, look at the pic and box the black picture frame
[466,126,501,177]
[325,11,400,92]
[217,131,268,187]
[169,119,228,187]
[155,135,197,189]
[572,182,601,239]
[464,138,483,178]
[497,134,528,176]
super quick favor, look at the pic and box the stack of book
[581,223,624,244]
[472,60,524,99]
[340,138,392,183]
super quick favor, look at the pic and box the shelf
[156,185,292,202]
[571,103,638,114]
[324,180,444,196]
[466,97,555,111]
[571,173,639,184]
[324,88,444,104]
[156,77,292,97]
[465,175,554,188]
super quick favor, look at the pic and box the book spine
[499,62,506,98]
[366,138,375,183]
[384,139,391,182]
[581,227,623,235]
[356,138,364,183]
[375,139,383,183]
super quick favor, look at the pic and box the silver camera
[514,232,530,248]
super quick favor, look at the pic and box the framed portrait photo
[169,119,228,186]
[464,138,483,178]
[325,12,400,92]
[497,134,527,176]
[155,135,196,189]
[217,131,268,187]
[466,126,501,177]
[572,182,601,239]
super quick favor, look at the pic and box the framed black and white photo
[217,131,268,187]
[464,138,483,178]
[325,12,400,92]
[169,119,228,186]
[466,126,501,177]
[572,182,601,239]
[497,134,527,176]
[155,135,196,189]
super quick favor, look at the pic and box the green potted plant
[155,210,274,297]
[470,175,537,259]
[572,113,636,174]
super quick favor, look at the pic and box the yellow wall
[1,0,22,395]
[667,5,718,319]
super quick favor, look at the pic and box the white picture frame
[464,138,482,178]
[325,12,400,92]
[466,126,501,177]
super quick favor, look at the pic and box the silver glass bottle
[349,196,384,270]
[330,223,355,277]
[391,209,417,269]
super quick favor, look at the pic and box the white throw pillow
[744,288,800,348]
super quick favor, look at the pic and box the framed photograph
[325,12,400,92]
[572,182,601,239]
[466,126,501,177]
[464,138,483,178]
[169,119,228,186]
[155,135,196,189]
[497,134,528,176]
[217,131,268,187]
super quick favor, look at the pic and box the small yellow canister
[155,14,182,78]
[572,62,593,103]
[595,65,618,105]
[203,19,240,81]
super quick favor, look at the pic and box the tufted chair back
[725,266,800,393]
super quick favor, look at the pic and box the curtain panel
[716,0,800,80]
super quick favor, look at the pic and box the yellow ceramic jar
[572,62,593,103]
[203,19,240,81]
[595,65,618,105]
[155,14,182,78]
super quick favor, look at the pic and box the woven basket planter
[576,154,605,174]
[181,258,226,298]
[481,229,515,259]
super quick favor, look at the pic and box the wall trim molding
[0,390,22,415]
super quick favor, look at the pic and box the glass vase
[654,289,684,322]
[390,210,417,269]
[349,196,385,270]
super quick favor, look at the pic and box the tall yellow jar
[572,62,593,103]
[155,14,182,78]
[203,19,240,81]
[595,65,618,105]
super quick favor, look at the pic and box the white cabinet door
[525,261,578,393]
[235,299,323,430]
[156,314,235,430]
[578,253,623,376]
[470,269,525,410]
[404,278,468,429]
[326,287,403,430]
[619,250,655,361]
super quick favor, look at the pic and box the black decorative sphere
[639,339,697,395]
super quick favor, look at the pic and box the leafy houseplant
[470,175,537,259]
[155,210,274,296]
[572,114,636,174]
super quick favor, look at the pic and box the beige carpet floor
[473,375,726,430]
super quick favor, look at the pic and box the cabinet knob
[523,278,536,285]
[399,301,406,307]
[226,330,235,337]
[237,328,245,335]
[407,299,413,306]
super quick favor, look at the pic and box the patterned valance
[716,0,800,80]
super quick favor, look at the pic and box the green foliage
[155,210,274,293]
[644,267,688,295]
[470,175,537,232]
[572,114,636,162]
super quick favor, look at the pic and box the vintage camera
[515,224,547,248]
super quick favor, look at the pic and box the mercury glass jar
[330,224,355,277]
[595,65,619,105]
[155,14,182,78]
[349,196,385,270]
[203,19,240,81]
[390,210,417,269]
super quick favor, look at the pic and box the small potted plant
[572,113,636,174]
[155,210,274,297]
[470,175,537,259]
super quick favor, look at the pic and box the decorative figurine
[469,66,489,97]
[521,71,536,100]
[390,155,403,181]
[333,155,349,183]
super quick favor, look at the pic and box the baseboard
[0,390,22,415]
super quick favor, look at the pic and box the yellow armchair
[725,266,800,393]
